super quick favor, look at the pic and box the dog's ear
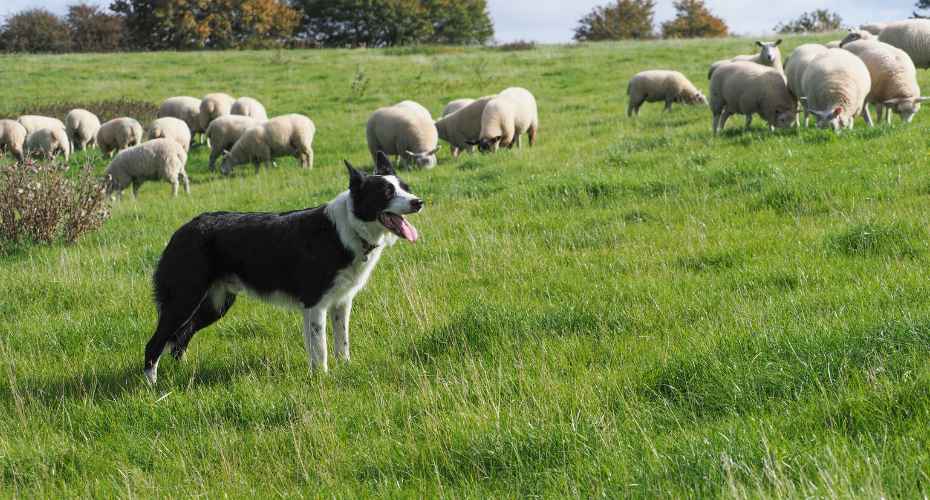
[374,150,395,176]
[345,159,366,191]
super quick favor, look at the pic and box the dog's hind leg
[144,289,209,386]
[331,299,352,362]
[171,290,237,361]
[302,307,328,372]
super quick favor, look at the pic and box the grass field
[3,33,930,498]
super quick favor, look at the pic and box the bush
[660,0,727,39]
[67,3,128,52]
[0,160,111,249]
[0,8,72,53]
[0,98,159,125]
[499,40,535,51]
[573,0,655,42]
[774,10,843,33]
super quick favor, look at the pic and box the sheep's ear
[885,98,901,105]
[465,139,479,145]
[491,136,502,143]
[755,41,763,47]
[344,159,366,191]
[426,145,441,156]
[374,150,395,176]
[775,39,783,45]
[915,97,930,103]
[833,108,842,116]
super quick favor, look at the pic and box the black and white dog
[143,151,423,385]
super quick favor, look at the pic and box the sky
[0,0,919,44]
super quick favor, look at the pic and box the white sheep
[707,39,784,80]
[467,87,538,152]
[843,40,928,123]
[800,49,872,133]
[205,115,259,172]
[26,127,70,161]
[103,139,189,200]
[0,119,27,162]
[147,117,192,152]
[626,70,706,117]
[839,28,874,47]
[434,95,496,158]
[199,93,236,132]
[709,61,797,134]
[65,109,100,154]
[229,97,268,121]
[157,96,204,144]
[860,23,887,36]
[825,41,841,49]
[394,100,433,121]
[442,99,475,118]
[878,19,930,69]
[219,114,314,175]
[17,116,65,144]
[98,118,143,157]
[366,106,441,168]
[784,44,828,124]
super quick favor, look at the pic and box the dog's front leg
[330,299,352,362]
[302,307,328,372]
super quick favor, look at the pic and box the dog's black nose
[411,198,424,211]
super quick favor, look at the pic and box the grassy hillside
[2,34,930,498]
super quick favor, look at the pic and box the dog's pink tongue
[389,213,418,242]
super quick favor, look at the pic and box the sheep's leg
[307,148,314,169]
[169,178,179,197]
[180,171,190,195]
[627,101,636,118]
[862,106,874,126]
[132,179,142,200]
[330,299,352,362]
[663,100,673,112]
[466,145,474,155]
[528,122,537,147]
[719,110,732,131]
[254,162,261,175]
[264,160,272,173]
[208,150,220,172]
[744,114,753,132]
[302,306,328,372]
[451,147,460,158]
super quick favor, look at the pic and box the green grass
[3,33,930,498]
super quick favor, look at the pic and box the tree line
[0,0,493,53]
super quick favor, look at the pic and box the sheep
[626,70,706,117]
[707,39,784,80]
[784,44,828,124]
[157,96,204,144]
[878,19,930,69]
[442,98,475,118]
[842,40,928,124]
[366,106,441,168]
[229,97,268,122]
[17,116,65,144]
[219,114,315,175]
[709,61,797,134]
[861,22,887,36]
[147,117,192,153]
[394,100,433,121]
[800,49,872,133]
[205,115,260,172]
[0,119,27,162]
[26,127,70,161]
[466,87,539,152]
[839,28,874,47]
[825,41,841,49]
[65,109,100,154]
[434,95,496,158]
[103,139,189,200]
[98,118,143,157]
[199,93,236,132]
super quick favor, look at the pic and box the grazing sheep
[843,40,928,123]
[205,115,260,172]
[442,98,475,118]
[147,117,192,153]
[707,39,784,80]
[230,97,268,122]
[395,100,433,121]
[98,118,143,157]
[878,19,930,69]
[709,61,797,134]
[800,49,872,133]
[861,22,887,36]
[467,87,538,152]
[839,28,874,47]
[627,70,706,117]
[367,106,441,168]
[199,93,236,132]
[158,97,204,144]
[17,116,65,144]
[219,114,315,175]
[784,44,828,124]
[825,41,841,49]
[0,119,27,162]
[103,139,189,200]
[65,109,100,153]
[434,95,496,158]
[26,127,70,161]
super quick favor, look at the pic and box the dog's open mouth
[379,212,418,242]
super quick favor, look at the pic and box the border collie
[143,151,423,385]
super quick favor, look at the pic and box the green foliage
[295,0,493,47]
[67,3,128,53]
[0,8,72,53]
[775,9,843,34]
[660,0,727,38]
[573,0,656,41]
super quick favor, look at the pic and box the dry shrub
[0,159,111,249]
[499,40,535,51]
[0,98,159,124]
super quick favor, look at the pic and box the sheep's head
[771,108,797,129]
[219,150,235,175]
[466,136,503,153]
[692,89,707,105]
[755,39,783,64]
[839,29,873,48]
[99,174,118,199]
[885,97,930,123]
[405,146,441,169]
[811,108,844,134]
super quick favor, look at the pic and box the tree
[573,0,655,42]
[67,3,128,52]
[660,0,727,39]
[914,0,929,18]
[0,8,72,53]
[774,10,842,33]
[295,0,493,47]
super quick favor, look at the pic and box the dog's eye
[384,186,394,198]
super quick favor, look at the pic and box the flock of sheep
[0,85,540,199]
[626,19,930,134]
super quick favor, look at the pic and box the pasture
[2,33,930,498]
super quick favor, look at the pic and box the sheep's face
[755,39,783,64]
[466,136,502,153]
[839,29,870,48]
[886,97,930,123]
[772,108,797,128]
[219,151,235,175]
[812,108,844,133]
[406,146,441,169]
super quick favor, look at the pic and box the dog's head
[344,151,423,242]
